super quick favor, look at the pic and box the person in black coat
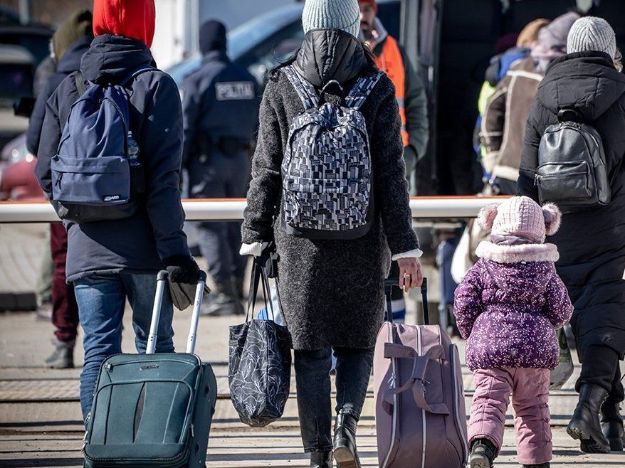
[27,9,92,370]
[241,0,423,466]
[26,10,92,156]
[181,20,259,316]
[35,0,199,421]
[518,17,625,454]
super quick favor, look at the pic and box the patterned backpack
[281,65,383,239]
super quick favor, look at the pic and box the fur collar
[476,241,559,263]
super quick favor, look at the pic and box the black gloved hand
[163,255,203,310]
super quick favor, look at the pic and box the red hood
[93,0,155,48]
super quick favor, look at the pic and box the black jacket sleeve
[139,72,190,261]
[401,47,429,159]
[517,99,543,200]
[372,81,419,255]
[27,74,66,156]
[34,76,80,196]
[26,81,52,156]
[241,78,283,244]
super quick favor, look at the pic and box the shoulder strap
[121,67,155,87]
[74,71,86,96]
[282,65,319,110]
[345,71,384,110]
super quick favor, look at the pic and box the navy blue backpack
[51,68,152,223]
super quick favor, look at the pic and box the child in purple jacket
[454,196,573,468]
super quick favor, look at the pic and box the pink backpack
[373,279,468,467]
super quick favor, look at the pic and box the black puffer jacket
[35,35,190,282]
[518,52,625,357]
[242,29,418,350]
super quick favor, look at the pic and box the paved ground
[1,307,624,467]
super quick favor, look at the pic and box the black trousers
[294,347,373,452]
[191,151,250,284]
[578,345,624,402]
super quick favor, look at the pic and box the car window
[0,33,50,65]
[237,20,304,84]
[228,4,303,59]
[0,63,32,103]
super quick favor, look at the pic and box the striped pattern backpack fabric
[281,65,383,239]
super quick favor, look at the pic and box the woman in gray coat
[240,0,422,466]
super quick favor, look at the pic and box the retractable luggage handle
[384,277,429,324]
[146,270,208,355]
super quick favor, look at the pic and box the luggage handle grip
[384,277,428,325]
[146,270,207,355]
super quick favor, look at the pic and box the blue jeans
[74,273,174,421]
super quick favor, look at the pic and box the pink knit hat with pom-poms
[477,196,561,243]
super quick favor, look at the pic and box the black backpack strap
[282,65,319,110]
[345,71,384,110]
[74,71,86,96]
[120,67,156,87]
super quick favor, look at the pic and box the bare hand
[397,257,423,292]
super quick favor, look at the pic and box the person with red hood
[35,0,200,422]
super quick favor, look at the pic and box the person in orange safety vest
[358,0,429,195]
[359,0,429,325]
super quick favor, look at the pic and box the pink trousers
[468,367,552,465]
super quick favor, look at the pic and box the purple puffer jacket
[454,257,573,371]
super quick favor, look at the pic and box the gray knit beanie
[567,16,617,59]
[302,0,360,38]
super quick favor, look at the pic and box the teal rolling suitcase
[83,271,217,468]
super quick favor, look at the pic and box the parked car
[0,45,35,149]
[0,24,53,66]
[166,0,400,86]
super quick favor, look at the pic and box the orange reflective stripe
[374,36,409,146]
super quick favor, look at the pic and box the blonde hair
[517,18,550,48]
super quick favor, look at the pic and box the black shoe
[469,438,497,468]
[567,384,611,453]
[45,338,74,369]
[332,411,360,468]
[310,450,332,468]
[523,464,550,468]
[601,397,625,451]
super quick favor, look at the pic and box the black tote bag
[228,258,292,427]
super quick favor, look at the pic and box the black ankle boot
[310,450,332,468]
[567,384,611,453]
[523,463,550,468]
[332,411,360,468]
[469,438,497,468]
[601,398,625,451]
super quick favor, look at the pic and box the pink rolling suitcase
[374,278,468,467]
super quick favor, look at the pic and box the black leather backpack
[536,108,610,213]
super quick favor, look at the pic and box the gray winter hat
[302,0,360,38]
[567,16,617,59]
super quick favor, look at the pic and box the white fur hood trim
[475,241,559,263]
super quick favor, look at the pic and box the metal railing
[0,196,508,223]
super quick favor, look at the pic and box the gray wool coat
[242,30,419,350]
